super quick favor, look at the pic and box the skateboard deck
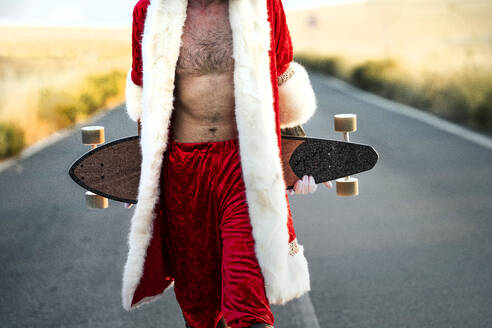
[69,135,378,204]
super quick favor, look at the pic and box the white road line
[289,293,322,328]
[0,107,116,174]
[312,74,492,151]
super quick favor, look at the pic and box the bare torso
[170,0,237,142]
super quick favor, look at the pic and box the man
[123,0,331,327]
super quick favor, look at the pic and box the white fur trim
[229,0,310,305]
[280,240,311,304]
[121,0,188,311]
[125,68,143,122]
[278,61,317,129]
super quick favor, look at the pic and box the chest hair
[176,11,234,75]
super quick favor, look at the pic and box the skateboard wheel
[82,126,105,145]
[335,177,359,196]
[85,191,108,209]
[334,114,357,133]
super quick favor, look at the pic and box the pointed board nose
[68,136,142,204]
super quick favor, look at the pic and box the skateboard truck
[81,126,109,209]
[334,114,359,197]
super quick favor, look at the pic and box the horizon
[0,0,367,28]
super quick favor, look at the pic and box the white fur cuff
[278,61,317,129]
[125,68,143,122]
[267,240,311,305]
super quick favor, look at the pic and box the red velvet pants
[159,137,275,328]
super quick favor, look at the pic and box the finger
[302,175,309,194]
[308,175,317,193]
[306,175,313,194]
[323,181,333,189]
[297,178,305,194]
[294,179,303,194]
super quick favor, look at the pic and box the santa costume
[123,0,318,325]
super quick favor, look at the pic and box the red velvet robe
[123,0,317,310]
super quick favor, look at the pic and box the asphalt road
[1,72,491,327]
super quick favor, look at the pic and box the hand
[288,175,333,195]
[124,203,134,209]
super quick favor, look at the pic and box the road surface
[1,72,491,327]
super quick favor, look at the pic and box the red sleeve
[273,0,294,78]
[130,0,149,86]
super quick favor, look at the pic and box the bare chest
[176,3,234,75]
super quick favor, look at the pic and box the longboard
[69,135,378,204]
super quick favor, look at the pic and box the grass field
[0,26,130,159]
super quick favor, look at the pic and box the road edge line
[292,293,322,328]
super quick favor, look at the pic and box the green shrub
[37,88,78,129]
[474,90,492,129]
[77,92,98,116]
[350,59,398,91]
[0,121,25,159]
[37,70,125,128]
[79,70,125,115]
[294,53,344,77]
[428,83,471,123]
[349,59,430,108]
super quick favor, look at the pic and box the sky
[0,0,367,27]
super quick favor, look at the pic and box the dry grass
[0,26,130,150]
[287,0,492,75]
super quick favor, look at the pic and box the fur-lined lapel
[228,0,292,301]
[122,0,310,310]
[122,0,188,311]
